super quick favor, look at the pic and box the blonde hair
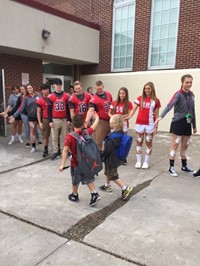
[110,114,123,131]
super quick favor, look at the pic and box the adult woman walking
[155,74,197,176]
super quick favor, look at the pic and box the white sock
[144,155,150,163]
[105,183,111,187]
[122,185,127,191]
[18,135,22,140]
[136,154,142,163]
[11,135,15,141]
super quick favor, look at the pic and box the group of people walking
[1,74,199,206]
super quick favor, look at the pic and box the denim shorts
[70,167,95,186]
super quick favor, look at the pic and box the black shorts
[15,114,22,121]
[28,116,38,122]
[170,118,192,136]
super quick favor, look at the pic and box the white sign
[22,73,29,85]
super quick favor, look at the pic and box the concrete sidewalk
[0,131,200,266]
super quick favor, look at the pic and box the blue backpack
[106,132,133,160]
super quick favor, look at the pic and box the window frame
[111,0,135,72]
[148,0,180,70]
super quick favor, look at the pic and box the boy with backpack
[59,112,101,206]
[99,114,133,200]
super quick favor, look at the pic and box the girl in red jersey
[129,82,161,169]
[108,87,133,133]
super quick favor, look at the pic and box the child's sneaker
[135,161,141,168]
[122,186,133,200]
[181,165,194,173]
[99,184,112,192]
[169,166,178,177]
[68,193,79,202]
[193,169,200,178]
[89,192,101,206]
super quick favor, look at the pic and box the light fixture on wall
[42,29,51,40]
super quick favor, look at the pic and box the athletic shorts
[70,167,94,186]
[28,116,38,122]
[41,118,51,138]
[104,168,119,181]
[15,114,22,121]
[135,124,154,134]
[170,118,192,136]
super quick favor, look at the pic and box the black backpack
[70,129,103,178]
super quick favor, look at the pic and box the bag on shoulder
[107,133,133,160]
[70,129,103,178]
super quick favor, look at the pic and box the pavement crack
[64,176,159,242]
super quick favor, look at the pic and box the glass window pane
[121,32,127,44]
[120,45,126,56]
[128,18,133,30]
[128,4,134,17]
[171,0,179,9]
[120,57,126,68]
[163,0,170,10]
[151,40,159,53]
[115,8,121,21]
[115,21,121,33]
[168,37,176,51]
[159,53,167,66]
[161,10,170,24]
[121,19,128,31]
[151,54,159,66]
[166,52,174,65]
[114,45,120,57]
[170,8,178,23]
[152,26,160,40]
[127,44,133,56]
[114,33,120,45]
[154,12,161,26]
[127,30,133,42]
[126,56,132,68]
[160,39,168,52]
[160,24,169,38]
[114,58,120,69]
[154,0,162,12]
[169,23,176,37]
[122,6,128,19]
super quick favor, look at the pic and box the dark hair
[113,87,129,115]
[181,74,193,83]
[87,86,93,93]
[11,85,19,91]
[72,114,85,128]
[40,83,49,90]
[53,78,62,85]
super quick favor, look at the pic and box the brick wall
[0,54,42,100]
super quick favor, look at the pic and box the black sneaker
[193,168,200,178]
[169,166,178,177]
[51,152,60,160]
[25,143,30,147]
[89,192,101,207]
[43,150,48,158]
[181,165,194,173]
[99,184,112,192]
[123,159,127,166]
[68,193,79,202]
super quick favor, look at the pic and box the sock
[44,146,48,151]
[136,154,142,163]
[18,134,22,140]
[122,185,127,191]
[91,191,97,194]
[32,143,36,148]
[169,159,175,167]
[105,183,110,187]
[144,155,150,163]
[181,159,187,167]
[11,135,15,141]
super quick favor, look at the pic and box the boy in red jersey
[68,80,91,120]
[85,80,112,151]
[48,78,70,160]
[37,84,51,157]
[59,112,101,206]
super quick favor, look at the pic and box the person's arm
[59,145,69,171]
[91,111,99,131]
[85,106,95,125]
[108,108,113,118]
[69,108,75,121]
[127,103,138,119]
[37,106,43,129]
[8,97,21,116]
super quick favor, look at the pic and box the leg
[180,135,193,172]
[88,181,101,206]
[135,131,144,168]
[142,132,154,169]
[21,114,30,144]
[17,120,23,143]
[29,121,37,153]
[168,133,181,176]
[93,120,110,151]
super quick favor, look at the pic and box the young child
[59,112,101,206]
[99,114,133,200]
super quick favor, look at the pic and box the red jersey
[37,97,50,118]
[48,91,70,118]
[64,127,93,167]
[89,91,112,120]
[68,92,91,118]
[110,100,133,114]
[134,96,161,125]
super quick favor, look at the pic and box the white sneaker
[30,147,36,153]
[8,140,14,145]
[19,138,24,143]
[135,161,141,169]
[142,162,149,169]
[169,167,178,177]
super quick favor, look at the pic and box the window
[148,0,180,69]
[112,0,135,71]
